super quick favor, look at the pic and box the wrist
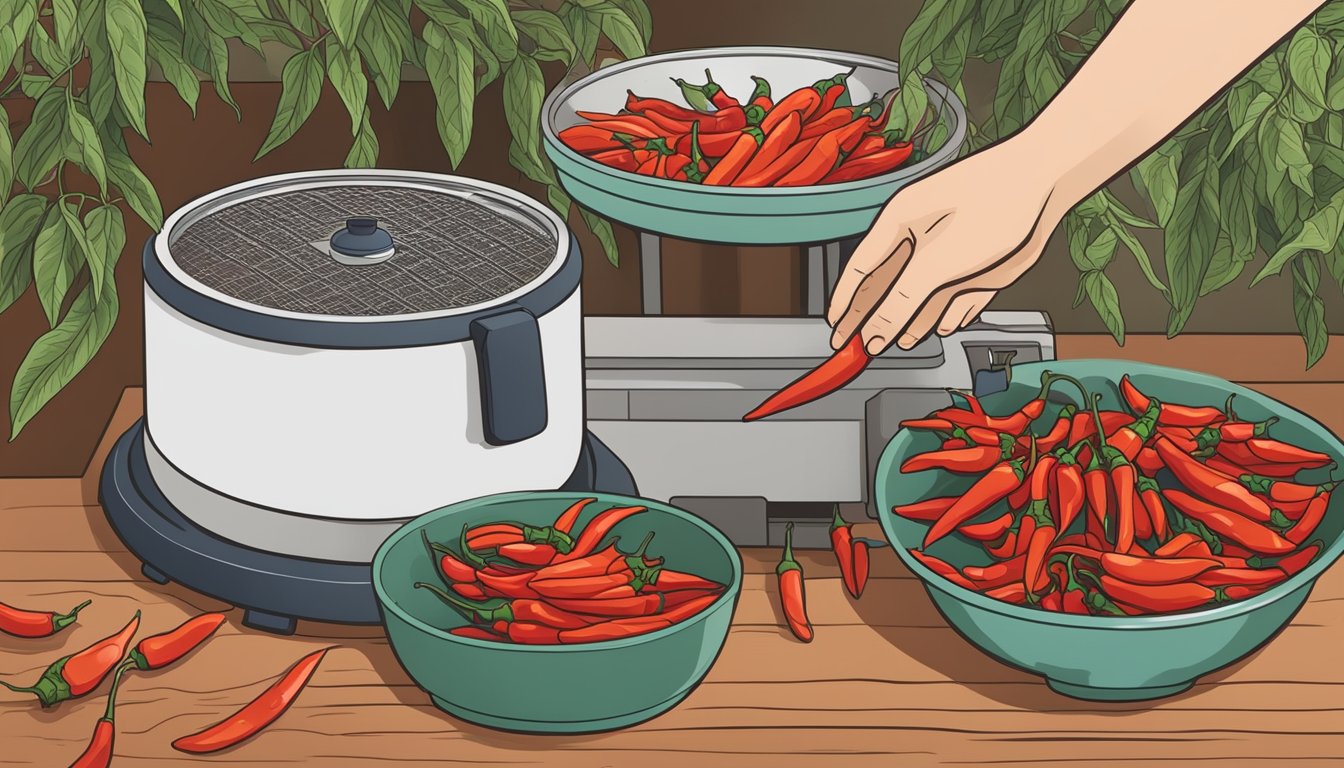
[995,119,1085,228]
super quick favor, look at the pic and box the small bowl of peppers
[540,45,967,245]
[875,359,1344,702]
[372,491,742,734]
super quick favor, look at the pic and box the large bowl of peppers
[540,45,967,245]
[373,491,742,734]
[875,360,1344,702]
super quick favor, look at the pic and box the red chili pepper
[1154,437,1274,523]
[852,539,871,597]
[129,613,227,671]
[963,554,1028,590]
[450,626,503,641]
[892,496,958,522]
[923,454,1030,548]
[552,505,648,563]
[900,438,1015,474]
[704,128,764,185]
[959,512,1014,542]
[909,549,976,590]
[830,507,859,598]
[1192,416,1278,450]
[1286,494,1328,544]
[985,582,1028,604]
[702,69,739,109]
[558,125,642,153]
[418,584,599,631]
[639,568,724,594]
[453,583,488,600]
[1131,485,1154,542]
[547,594,664,618]
[1136,447,1164,475]
[69,660,131,768]
[1239,474,1339,504]
[553,498,597,536]
[799,108,860,139]
[760,82,826,133]
[426,535,478,583]
[558,616,671,643]
[1068,410,1136,446]
[747,75,773,111]
[1155,532,1203,557]
[532,573,633,599]
[1161,490,1296,555]
[574,110,668,137]
[735,135,822,187]
[1,612,140,707]
[1098,553,1220,585]
[1276,542,1322,577]
[743,334,872,421]
[1052,450,1086,534]
[1022,454,1059,593]
[1136,476,1169,541]
[811,75,848,118]
[776,118,872,187]
[1099,576,1218,613]
[0,598,90,639]
[662,588,723,610]
[659,593,722,624]
[625,91,707,122]
[821,143,915,184]
[1238,437,1333,468]
[1119,375,1225,427]
[1194,567,1285,588]
[776,523,813,643]
[477,570,539,599]
[1037,406,1079,453]
[985,531,1018,560]
[497,542,558,566]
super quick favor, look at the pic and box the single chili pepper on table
[127,613,227,672]
[743,334,872,421]
[1119,375,1225,427]
[0,598,90,639]
[922,446,1032,548]
[172,648,329,754]
[1161,490,1296,555]
[776,523,814,643]
[552,505,648,563]
[69,660,130,768]
[1153,437,1274,523]
[829,507,859,598]
[1,612,139,708]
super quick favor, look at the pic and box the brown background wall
[2,1,1338,477]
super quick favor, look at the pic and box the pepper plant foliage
[0,0,651,440]
[892,0,1344,367]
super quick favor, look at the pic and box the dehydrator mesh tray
[169,185,558,316]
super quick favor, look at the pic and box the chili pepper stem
[52,599,92,632]
[414,582,509,625]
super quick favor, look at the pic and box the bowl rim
[876,359,1344,630]
[540,44,968,198]
[372,490,744,652]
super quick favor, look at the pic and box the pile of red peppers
[894,372,1334,616]
[558,69,917,187]
[417,498,728,644]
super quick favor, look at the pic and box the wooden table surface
[4,335,1344,767]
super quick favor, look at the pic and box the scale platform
[100,419,637,635]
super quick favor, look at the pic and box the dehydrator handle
[469,307,549,446]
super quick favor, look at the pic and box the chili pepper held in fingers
[69,659,130,768]
[0,598,90,639]
[829,507,859,598]
[776,523,813,643]
[554,505,648,562]
[128,613,227,671]
[172,647,328,754]
[1162,490,1296,555]
[743,334,872,421]
[1119,375,1224,427]
[923,448,1031,548]
[1154,437,1274,522]
[2,612,139,708]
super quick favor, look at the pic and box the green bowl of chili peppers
[372,491,742,734]
[875,359,1344,702]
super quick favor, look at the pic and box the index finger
[825,225,913,329]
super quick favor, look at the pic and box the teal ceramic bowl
[875,360,1344,702]
[541,46,967,245]
[372,491,742,734]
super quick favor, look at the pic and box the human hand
[826,137,1070,354]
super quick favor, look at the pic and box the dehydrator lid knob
[329,216,395,265]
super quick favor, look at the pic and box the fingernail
[897,334,919,350]
[866,336,886,355]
